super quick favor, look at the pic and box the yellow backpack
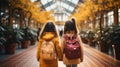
[40,40,57,61]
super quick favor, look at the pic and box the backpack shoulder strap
[63,34,78,40]
[46,38,58,58]
[63,34,69,40]
[73,34,78,39]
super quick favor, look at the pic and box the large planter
[31,39,36,45]
[0,45,4,54]
[98,41,109,54]
[22,40,30,48]
[81,38,88,44]
[0,45,4,50]
[5,43,17,54]
[112,45,120,60]
[88,39,95,47]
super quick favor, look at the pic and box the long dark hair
[40,22,58,38]
[63,19,78,34]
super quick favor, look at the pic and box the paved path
[0,44,120,67]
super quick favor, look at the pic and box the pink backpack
[63,34,81,59]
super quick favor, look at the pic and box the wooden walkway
[0,44,120,67]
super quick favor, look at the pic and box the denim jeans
[66,64,77,67]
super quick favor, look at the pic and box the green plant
[110,26,120,45]
[30,28,38,45]
[20,27,37,47]
[86,31,95,40]
[0,37,6,51]
[100,25,120,46]
[5,28,24,45]
[0,37,6,45]
[0,25,7,50]
[0,25,24,54]
[86,31,96,46]
[94,25,116,54]
[109,25,120,60]
[21,27,31,41]
[22,27,37,41]
[79,31,88,43]
[29,28,38,40]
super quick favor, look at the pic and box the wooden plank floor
[0,44,120,67]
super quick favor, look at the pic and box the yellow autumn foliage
[70,0,120,24]
[9,0,54,24]
[9,0,120,24]
[70,0,98,23]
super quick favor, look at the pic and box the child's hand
[59,59,63,61]
[37,58,39,61]
[81,59,83,62]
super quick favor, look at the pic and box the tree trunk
[114,8,118,26]
[113,45,120,60]
[100,11,104,37]
[8,8,13,27]
[20,10,24,28]
[92,19,95,30]
[86,21,89,31]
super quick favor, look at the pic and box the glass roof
[40,0,79,22]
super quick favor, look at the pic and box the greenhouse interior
[0,0,120,67]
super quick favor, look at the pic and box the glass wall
[119,9,120,25]
[107,11,114,26]
[41,0,79,22]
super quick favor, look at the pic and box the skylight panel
[46,7,51,11]
[61,2,74,12]
[68,6,74,11]
[50,3,56,10]
[61,2,69,9]
[41,0,52,5]
[66,12,71,16]
[63,14,68,21]
[41,0,47,5]
[40,0,80,21]
[30,0,37,2]
[70,0,79,4]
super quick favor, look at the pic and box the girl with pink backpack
[61,18,84,67]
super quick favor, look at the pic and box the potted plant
[4,28,24,54]
[29,28,37,45]
[21,27,31,48]
[0,25,6,53]
[0,37,6,54]
[86,31,95,47]
[99,30,110,54]
[95,25,115,54]
[110,26,120,60]
[79,31,88,44]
